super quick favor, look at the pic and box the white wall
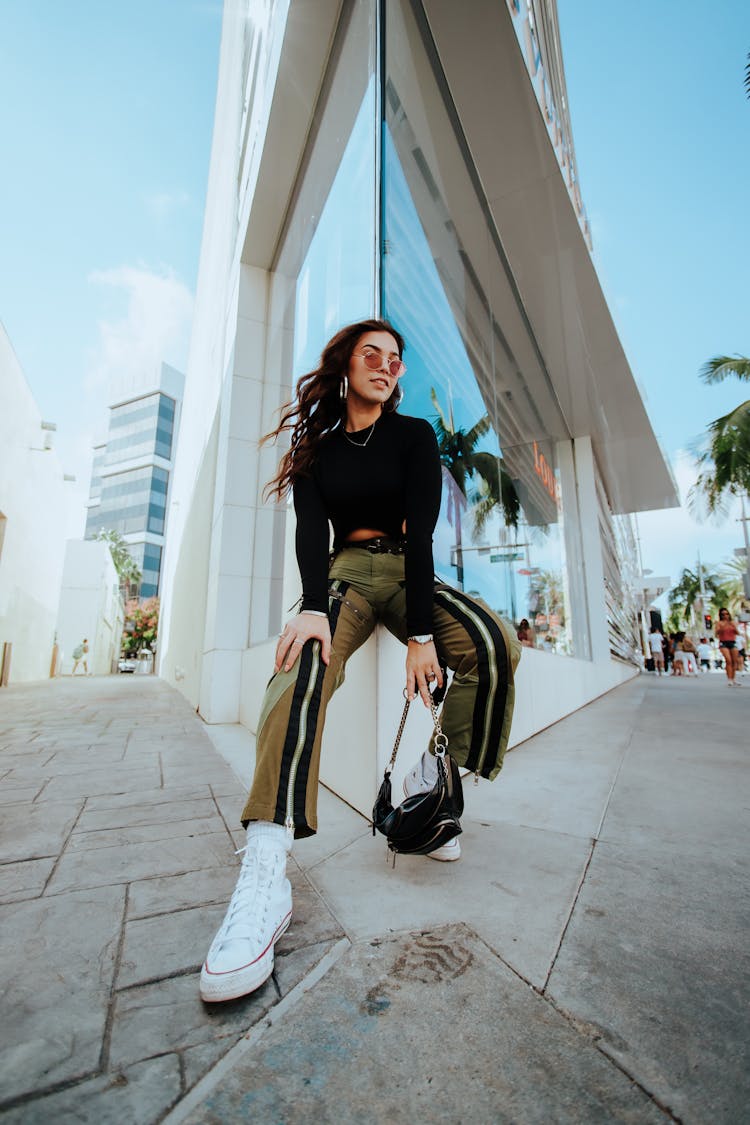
[56,540,123,676]
[158,3,257,708]
[0,324,71,683]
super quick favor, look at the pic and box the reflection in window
[293,80,377,380]
[382,6,574,654]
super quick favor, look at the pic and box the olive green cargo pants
[241,547,521,838]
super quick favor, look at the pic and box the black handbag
[372,691,463,858]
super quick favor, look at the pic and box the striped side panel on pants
[434,586,511,779]
[272,581,350,828]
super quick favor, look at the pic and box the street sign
[489,552,524,563]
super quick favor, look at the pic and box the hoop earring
[340,375,348,402]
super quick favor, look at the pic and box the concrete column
[569,435,610,664]
[556,438,591,661]
[200,267,263,723]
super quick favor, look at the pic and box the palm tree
[430,389,520,584]
[468,455,521,538]
[667,564,731,629]
[93,529,142,596]
[690,355,750,516]
[719,558,748,617]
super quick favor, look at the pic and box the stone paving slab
[0,1055,183,1125]
[0,785,47,805]
[0,801,82,863]
[0,885,125,1103]
[84,784,218,812]
[180,925,665,1125]
[109,939,340,1072]
[127,865,240,920]
[36,766,162,802]
[119,902,229,988]
[68,814,225,852]
[77,796,219,832]
[45,830,236,895]
[548,838,750,1123]
[0,856,56,904]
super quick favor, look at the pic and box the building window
[85,466,169,540]
[257,0,378,641]
[381,0,575,654]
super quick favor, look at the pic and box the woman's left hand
[406,640,443,707]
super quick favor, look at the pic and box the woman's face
[720,610,730,621]
[347,330,403,409]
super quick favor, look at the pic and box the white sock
[246,820,293,853]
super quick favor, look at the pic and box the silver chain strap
[386,690,448,775]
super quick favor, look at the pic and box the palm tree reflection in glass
[430,388,520,589]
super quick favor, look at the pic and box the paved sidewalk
[0,670,747,1123]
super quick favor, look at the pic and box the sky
[1,0,749,600]
[0,0,223,533]
[557,0,750,593]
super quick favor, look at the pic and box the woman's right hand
[275,612,331,673]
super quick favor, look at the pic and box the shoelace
[214,845,279,952]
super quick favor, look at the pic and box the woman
[517,618,534,648]
[716,607,743,686]
[671,633,690,677]
[680,634,699,676]
[200,319,521,1003]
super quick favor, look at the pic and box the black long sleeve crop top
[293,412,442,635]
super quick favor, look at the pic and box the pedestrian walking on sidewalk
[697,637,712,672]
[200,319,521,1004]
[647,627,665,675]
[681,634,699,676]
[71,639,89,676]
[717,608,743,686]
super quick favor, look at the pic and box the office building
[159,0,677,815]
[85,363,184,598]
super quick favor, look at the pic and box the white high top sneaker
[403,750,461,862]
[200,821,293,1003]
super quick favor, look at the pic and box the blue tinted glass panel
[382,0,573,653]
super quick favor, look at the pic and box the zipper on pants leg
[284,643,320,835]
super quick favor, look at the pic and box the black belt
[343,536,406,555]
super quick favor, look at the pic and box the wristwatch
[407,634,434,644]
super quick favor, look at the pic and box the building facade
[159,0,677,816]
[0,322,74,684]
[56,540,124,676]
[85,363,184,598]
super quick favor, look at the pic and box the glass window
[259,0,378,640]
[383,0,574,654]
[86,467,170,539]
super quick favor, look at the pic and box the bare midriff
[344,528,389,543]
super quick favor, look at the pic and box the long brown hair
[262,318,405,501]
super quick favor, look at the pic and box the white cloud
[85,265,193,398]
[637,448,745,588]
[53,265,194,533]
